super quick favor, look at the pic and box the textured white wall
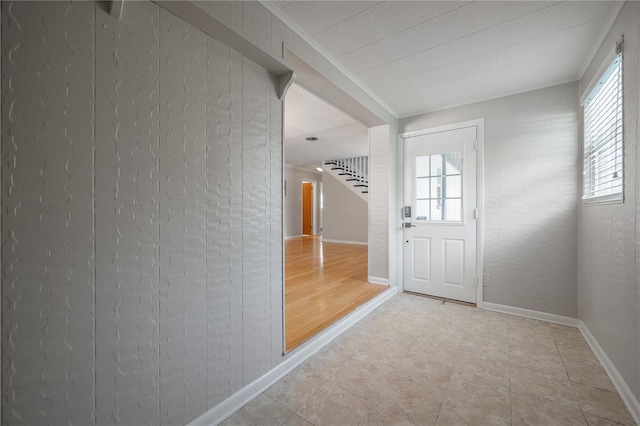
[94,3,161,423]
[1,1,283,424]
[399,82,580,318]
[284,167,322,237]
[322,172,368,243]
[579,1,640,401]
[1,3,95,424]
[369,126,390,280]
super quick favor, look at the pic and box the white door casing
[401,121,483,304]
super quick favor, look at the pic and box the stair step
[362,191,368,194]
[354,184,367,187]
[331,167,344,171]
[338,173,354,176]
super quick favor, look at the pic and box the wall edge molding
[482,302,579,327]
[189,287,398,426]
[578,321,640,425]
[322,239,367,246]
[368,276,389,285]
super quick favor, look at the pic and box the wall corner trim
[154,1,294,78]
[578,322,640,425]
[321,239,368,246]
[482,302,579,327]
[368,276,389,286]
[189,287,397,426]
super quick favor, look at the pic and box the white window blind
[582,44,623,203]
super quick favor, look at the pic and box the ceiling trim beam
[153,1,295,81]
[285,49,386,128]
[262,0,398,120]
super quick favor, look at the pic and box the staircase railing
[324,156,368,194]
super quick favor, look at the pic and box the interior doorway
[283,81,384,351]
[302,181,313,235]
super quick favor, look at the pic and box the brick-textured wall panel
[1,2,287,423]
[369,126,390,280]
[242,57,272,385]
[158,9,207,426]
[94,3,160,425]
[269,87,284,366]
[1,2,95,425]
[205,36,244,407]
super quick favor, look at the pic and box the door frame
[398,119,485,307]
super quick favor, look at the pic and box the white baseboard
[322,238,368,246]
[284,235,302,240]
[578,322,640,425]
[189,286,398,426]
[368,276,389,285]
[482,302,579,327]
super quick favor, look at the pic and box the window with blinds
[582,46,623,203]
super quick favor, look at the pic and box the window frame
[580,40,624,205]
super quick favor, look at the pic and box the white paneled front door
[402,124,479,304]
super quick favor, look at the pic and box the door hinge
[474,276,479,287]
[474,140,478,151]
[473,208,479,219]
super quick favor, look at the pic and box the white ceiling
[272,0,622,118]
[284,83,368,169]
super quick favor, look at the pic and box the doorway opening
[301,180,314,235]
[283,83,386,351]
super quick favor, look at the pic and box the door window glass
[415,151,462,221]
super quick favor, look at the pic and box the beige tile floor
[222,293,636,426]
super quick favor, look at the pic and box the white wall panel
[158,9,207,425]
[205,36,244,408]
[270,85,284,366]
[95,2,160,424]
[241,56,274,384]
[369,125,390,279]
[1,2,95,425]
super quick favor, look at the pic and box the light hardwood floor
[285,236,387,351]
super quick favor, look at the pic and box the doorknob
[404,223,416,228]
